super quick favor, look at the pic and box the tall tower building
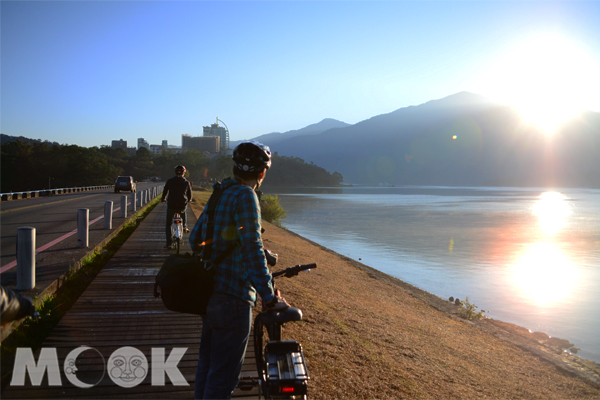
[203,118,229,149]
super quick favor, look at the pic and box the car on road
[114,176,136,193]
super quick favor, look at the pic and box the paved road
[0,182,164,289]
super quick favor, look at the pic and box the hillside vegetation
[0,138,343,192]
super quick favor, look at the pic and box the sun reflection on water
[508,192,577,307]
[533,191,572,235]
[509,242,577,307]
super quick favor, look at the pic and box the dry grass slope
[191,189,600,399]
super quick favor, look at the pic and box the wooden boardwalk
[2,203,258,399]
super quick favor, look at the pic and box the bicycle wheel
[176,238,181,255]
[170,225,176,249]
[253,317,269,398]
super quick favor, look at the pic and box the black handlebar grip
[272,263,317,278]
[297,263,317,271]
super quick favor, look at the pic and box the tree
[209,155,233,182]
[136,147,152,160]
[264,154,345,187]
[260,195,287,226]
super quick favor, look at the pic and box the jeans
[195,292,252,400]
[165,205,187,245]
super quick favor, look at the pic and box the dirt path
[191,191,600,399]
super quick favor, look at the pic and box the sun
[473,32,600,135]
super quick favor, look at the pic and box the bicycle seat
[259,307,302,325]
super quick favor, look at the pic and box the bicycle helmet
[175,165,186,175]
[233,141,272,172]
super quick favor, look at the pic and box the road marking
[0,194,103,214]
[0,204,130,274]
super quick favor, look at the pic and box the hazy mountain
[271,92,600,187]
[230,118,350,149]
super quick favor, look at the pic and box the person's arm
[235,189,274,303]
[187,182,193,203]
[161,179,169,202]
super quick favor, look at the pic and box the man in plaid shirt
[190,141,290,400]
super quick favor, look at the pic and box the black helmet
[233,141,272,172]
[175,165,186,175]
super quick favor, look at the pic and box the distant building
[127,147,137,156]
[149,144,164,155]
[112,139,127,149]
[137,138,150,150]
[182,134,220,153]
[168,145,184,153]
[203,122,229,149]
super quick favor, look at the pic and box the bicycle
[239,262,317,399]
[170,212,184,255]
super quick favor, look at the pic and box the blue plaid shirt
[189,178,274,305]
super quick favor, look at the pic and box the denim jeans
[165,206,187,245]
[194,292,252,400]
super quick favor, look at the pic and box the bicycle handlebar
[272,263,317,278]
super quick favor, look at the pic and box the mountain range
[242,92,600,188]
[230,118,351,150]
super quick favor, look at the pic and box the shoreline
[190,191,600,398]
[280,225,600,384]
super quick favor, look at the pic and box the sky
[2,1,600,149]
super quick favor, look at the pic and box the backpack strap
[199,181,241,268]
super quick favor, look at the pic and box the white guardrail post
[131,192,137,212]
[104,201,113,229]
[17,227,36,290]
[120,195,127,218]
[78,208,89,248]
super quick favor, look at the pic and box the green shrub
[261,195,287,226]
[458,297,484,320]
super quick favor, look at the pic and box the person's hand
[265,295,290,311]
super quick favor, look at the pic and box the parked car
[114,176,136,193]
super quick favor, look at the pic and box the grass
[190,188,211,216]
[457,297,485,321]
[0,197,160,390]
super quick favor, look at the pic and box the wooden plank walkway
[2,203,258,399]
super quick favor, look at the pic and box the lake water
[267,186,600,364]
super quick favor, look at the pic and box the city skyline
[2,1,599,148]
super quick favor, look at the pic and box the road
[0,182,164,288]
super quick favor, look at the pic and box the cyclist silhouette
[161,165,193,249]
